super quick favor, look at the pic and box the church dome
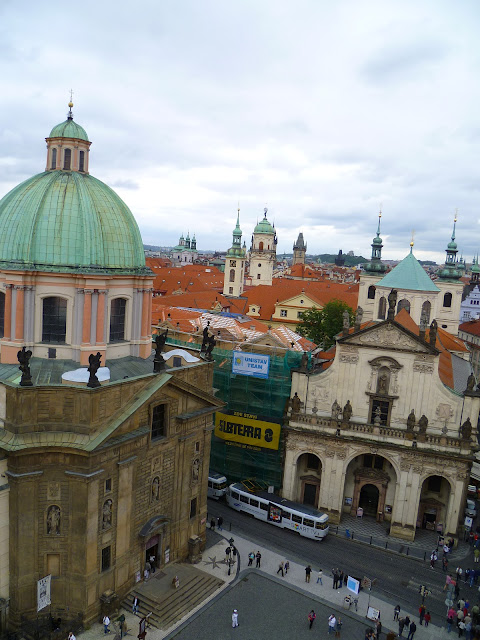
[254,209,275,234]
[0,170,149,274]
[49,119,89,141]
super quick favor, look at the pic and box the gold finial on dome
[410,229,415,251]
[68,90,74,119]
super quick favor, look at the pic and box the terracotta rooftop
[459,319,480,337]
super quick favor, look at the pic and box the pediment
[339,321,436,354]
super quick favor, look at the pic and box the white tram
[207,471,229,499]
[226,480,329,540]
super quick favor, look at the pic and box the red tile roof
[459,319,480,337]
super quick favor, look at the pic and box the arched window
[109,298,126,342]
[443,292,452,308]
[63,149,71,170]
[259,241,264,250]
[368,285,376,299]
[42,297,67,343]
[79,150,85,172]
[229,269,235,282]
[397,299,410,314]
[378,297,386,320]
[421,300,431,324]
[51,148,57,170]
[0,291,5,338]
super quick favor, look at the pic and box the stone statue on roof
[418,414,428,434]
[153,329,168,373]
[204,334,216,361]
[17,346,33,387]
[466,372,476,392]
[201,321,211,353]
[460,417,472,441]
[429,319,437,347]
[342,400,352,422]
[331,399,342,420]
[87,352,102,388]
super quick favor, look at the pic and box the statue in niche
[291,392,301,413]
[46,505,61,535]
[429,320,438,347]
[460,417,473,440]
[153,329,168,373]
[377,372,389,395]
[342,400,352,422]
[151,476,160,501]
[102,499,113,529]
[331,400,342,420]
[200,321,211,352]
[466,373,476,392]
[406,409,416,432]
[205,334,216,361]
[17,346,33,386]
[387,289,397,320]
[87,352,102,388]
[192,458,200,482]
[418,414,428,434]
[373,406,382,426]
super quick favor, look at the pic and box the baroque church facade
[283,217,480,541]
[0,104,222,631]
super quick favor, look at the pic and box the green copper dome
[254,218,274,234]
[0,171,149,274]
[49,119,89,141]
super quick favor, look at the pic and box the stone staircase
[122,565,224,630]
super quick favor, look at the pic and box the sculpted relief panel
[350,324,429,352]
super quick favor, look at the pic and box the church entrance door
[359,484,379,517]
[303,483,317,506]
[145,535,160,572]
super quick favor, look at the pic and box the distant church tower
[358,211,388,321]
[223,208,246,297]
[435,214,464,333]
[249,208,277,286]
[292,232,306,265]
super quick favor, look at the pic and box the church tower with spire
[223,207,246,297]
[292,232,306,265]
[435,214,464,333]
[249,207,277,286]
[358,211,388,321]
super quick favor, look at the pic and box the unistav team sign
[232,351,270,379]
[214,411,281,450]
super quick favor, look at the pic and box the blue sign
[347,576,360,595]
[232,351,270,379]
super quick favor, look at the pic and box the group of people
[332,568,347,589]
[364,618,382,639]
[210,516,223,530]
[247,550,262,567]
[446,599,475,637]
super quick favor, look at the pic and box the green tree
[297,300,355,348]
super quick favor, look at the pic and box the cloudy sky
[1,0,479,262]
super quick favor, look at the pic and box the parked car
[465,499,477,518]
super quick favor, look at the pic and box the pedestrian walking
[103,616,111,634]
[419,604,426,624]
[308,610,316,630]
[305,565,312,582]
[277,561,284,577]
[68,633,76,640]
[458,620,466,637]
[407,620,416,640]
[248,551,254,566]
[332,569,338,589]
[394,605,400,621]
[284,560,289,574]
[457,567,463,582]
[328,614,337,635]
[232,609,239,628]
[443,556,449,572]
[430,550,437,568]
[225,546,231,559]
[424,611,431,627]
[375,619,382,639]
[210,518,215,530]
[335,617,343,638]
[338,570,344,588]
[474,548,480,563]
[398,618,405,636]
[217,516,223,530]
[256,551,261,568]
[317,569,323,584]
[132,596,139,614]
[149,554,156,573]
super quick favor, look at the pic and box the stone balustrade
[289,411,473,454]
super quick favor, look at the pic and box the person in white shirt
[103,616,110,634]
[328,614,336,634]
[232,609,239,628]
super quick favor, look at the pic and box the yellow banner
[214,411,281,450]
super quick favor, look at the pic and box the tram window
[316,522,328,530]
[281,510,291,520]
[250,499,259,508]
[303,518,314,528]
[240,494,249,503]
[292,514,302,523]
[260,502,268,511]
[232,491,239,499]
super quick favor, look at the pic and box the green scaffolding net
[166,337,304,489]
